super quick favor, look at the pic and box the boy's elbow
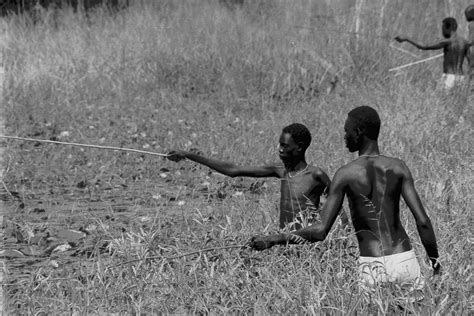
[317,230,329,242]
[306,224,329,242]
[416,217,433,230]
[226,168,245,178]
[312,231,328,243]
[215,163,241,177]
[226,167,241,177]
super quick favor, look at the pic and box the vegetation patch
[1,0,472,314]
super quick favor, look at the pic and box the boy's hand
[394,36,406,42]
[432,260,442,276]
[167,150,187,162]
[248,235,276,251]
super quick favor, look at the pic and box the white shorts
[440,74,465,90]
[358,249,425,291]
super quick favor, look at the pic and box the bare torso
[444,34,470,75]
[342,155,412,257]
[277,165,326,229]
[469,23,474,74]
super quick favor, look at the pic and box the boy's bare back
[338,155,413,257]
[469,22,474,75]
[442,34,470,75]
[466,4,474,74]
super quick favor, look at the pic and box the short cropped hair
[466,5,474,22]
[442,17,458,32]
[348,106,381,140]
[282,123,312,151]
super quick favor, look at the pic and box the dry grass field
[1,0,473,314]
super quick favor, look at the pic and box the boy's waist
[357,235,412,257]
[359,248,416,262]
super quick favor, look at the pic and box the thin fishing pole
[0,135,169,157]
[290,24,394,41]
[388,53,443,72]
[105,244,247,270]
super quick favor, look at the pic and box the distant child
[167,123,348,230]
[395,17,470,90]
[466,5,474,80]
[465,5,474,125]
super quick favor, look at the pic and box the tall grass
[2,0,473,314]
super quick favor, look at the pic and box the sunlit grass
[2,0,472,314]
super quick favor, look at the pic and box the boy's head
[465,5,474,22]
[279,123,311,161]
[442,17,458,38]
[345,106,380,152]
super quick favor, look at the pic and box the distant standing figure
[466,5,474,79]
[167,123,348,230]
[249,106,441,291]
[395,17,471,90]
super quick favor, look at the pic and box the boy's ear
[297,141,305,151]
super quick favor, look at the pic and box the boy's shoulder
[469,22,474,37]
[273,164,329,181]
[338,155,407,176]
[451,33,469,45]
[272,163,287,178]
[306,164,329,181]
[460,34,470,45]
[307,164,326,174]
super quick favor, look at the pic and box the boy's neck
[358,140,380,157]
[284,158,307,171]
[446,31,457,39]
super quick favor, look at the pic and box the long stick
[105,244,246,270]
[0,135,168,157]
[291,24,392,40]
[389,42,419,58]
[354,0,364,50]
[388,54,443,72]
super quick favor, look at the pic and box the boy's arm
[314,168,350,227]
[249,168,347,250]
[401,163,441,275]
[395,36,448,50]
[167,150,279,178]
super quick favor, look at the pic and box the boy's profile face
[442,24,451,38]
[344,117,360,153]
[278,133,301,162]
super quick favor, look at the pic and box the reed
[1,0,472,314]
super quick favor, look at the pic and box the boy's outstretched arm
[401,163,441,275]
[249,168,347,250]
[167,150,279,178]
[395,36,448,50]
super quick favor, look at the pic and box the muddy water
[0,139,273,313]
[1,175,239,279]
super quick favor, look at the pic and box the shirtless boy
[466,5,474,80]
[395,17,470,89]
[167,123,346,229]
[249,106,441,288]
